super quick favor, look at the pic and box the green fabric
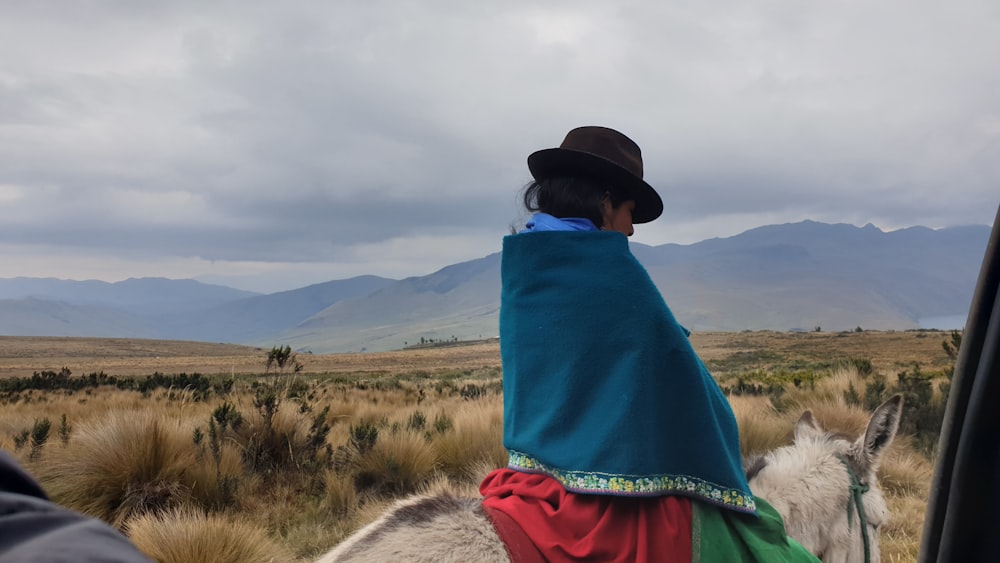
[693,498,820,563]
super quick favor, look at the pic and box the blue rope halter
[837,455,872,563]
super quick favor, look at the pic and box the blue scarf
[500,231,755,514]
[522,213,597,232]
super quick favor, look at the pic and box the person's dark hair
[523,176,631,229]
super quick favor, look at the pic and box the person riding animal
[477,126,819,562]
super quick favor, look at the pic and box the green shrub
[349,422,379,454]
[12,428,29,451]
[844,382,862,407]
[841,357,875,378]
[893,364,949,452]
[459,383,487,400]
[29,418,51,460]
[58,414,71,445]
[407,410,427,431]
[432,411,453,435]
[864,372,888,411]
[212,402,243,431]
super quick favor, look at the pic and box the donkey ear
[858,394,904,473]
[794,410,822,442]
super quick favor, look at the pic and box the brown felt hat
[527,126,663,224]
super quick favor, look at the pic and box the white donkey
[317,395,903,563]
[746,394,903,562]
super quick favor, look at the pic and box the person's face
[602,197,636,237]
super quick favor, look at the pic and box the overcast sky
[1,1,997,293]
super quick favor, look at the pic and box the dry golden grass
[693,330,954,378]
[322,470,358,516]
[730,395,794,456]
[880,447,934,498]
[128,508,297,563]
[431,397,506,480]
[35,410,199,528]
[731,367,878,455]
[0,386,216,446]
[187,441,244,508]
[281,516,355,562]
[351,428,439,494]
[2,332,952,562]
[0,336,504,378]
[881,494,929,563]
[231,401,315,470]
[0,329,952,379]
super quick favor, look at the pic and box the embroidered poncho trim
[507,450,756,510]
[500,231,755,514]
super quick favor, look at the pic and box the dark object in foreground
[921,203,1000,562]
[0,450,152,563]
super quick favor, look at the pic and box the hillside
[0,221,991,353]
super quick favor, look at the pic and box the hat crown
[559,126,644,179]
[526,125,663,223]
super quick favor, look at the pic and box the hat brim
[527,148,663,224]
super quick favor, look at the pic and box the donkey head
[749,395,903,562]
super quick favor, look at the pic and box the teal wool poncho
[500,231,755,514]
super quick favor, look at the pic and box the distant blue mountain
[277,254,501,352]
[0,275,395,341]
[0,277,258,316]
[0,221,992,352]
[154,276,397,342]
[0,297,158,338]
[633,221,986,333]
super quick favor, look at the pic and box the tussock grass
[773,367,873,435]
[351,428,438,494]
[37,410,198,528]
[322,469,358,516]
[127,508,297,563]
[187,440,244,508]
[432,398,506,480]
[225,399,329,472]
[730,395,794,456]
[419,472,486,499]
[793,400,870,437]
[342,401,391,427]
[281,516,354,561]
[880,447,934,497]
[326,398,362,427]
[234,477,350,560]
[880,494,928,563]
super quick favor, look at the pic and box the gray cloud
[0,0,997,291]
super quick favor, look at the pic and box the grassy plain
[0,336,503,378]
[0,329,952,378]
[0,330,953,562]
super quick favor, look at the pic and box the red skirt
[480,468,692,563]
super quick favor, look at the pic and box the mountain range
[0,221,990,353]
